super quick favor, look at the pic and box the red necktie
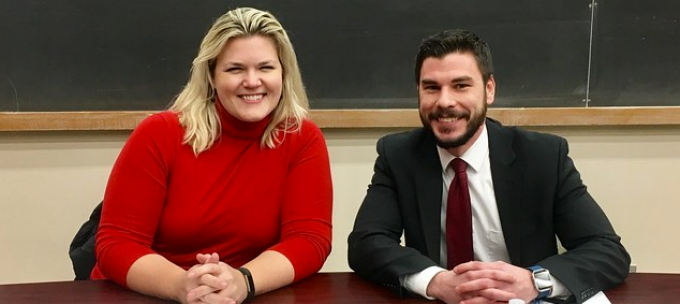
[446,158,473,269]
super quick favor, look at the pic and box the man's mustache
[427,108,470,121]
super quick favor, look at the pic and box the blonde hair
[169,7,309,155]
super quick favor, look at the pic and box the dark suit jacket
[348,119,630,304]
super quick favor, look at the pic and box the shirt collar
[436,122,489,173]
[215,97,271,140]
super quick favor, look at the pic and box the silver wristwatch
[528,265,553,300]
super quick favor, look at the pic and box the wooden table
[604,273,678,303]
[0,272,676,304]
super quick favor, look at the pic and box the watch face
[533,269,552,291]
[531,267,553,299]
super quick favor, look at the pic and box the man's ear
[486,75,496,105]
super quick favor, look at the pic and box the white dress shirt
[402,124,569,300]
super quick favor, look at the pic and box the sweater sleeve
[95,113,178,287]
[269,120,333,281]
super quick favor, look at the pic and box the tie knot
[450,158,468,174]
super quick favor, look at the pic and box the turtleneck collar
[215,98,271,140]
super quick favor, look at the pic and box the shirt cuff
[401,266,447,300]
[549,273,572,299]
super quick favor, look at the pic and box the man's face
[418,52,495,152]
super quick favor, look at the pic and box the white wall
[1,125,679,284]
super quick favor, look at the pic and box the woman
[93,7,333,304]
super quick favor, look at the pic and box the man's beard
[420,101,487,149]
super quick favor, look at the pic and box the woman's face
[213,35,283,122]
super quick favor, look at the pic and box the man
[348,29,630,304]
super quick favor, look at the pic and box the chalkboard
[589,0,680,106]
[0,0,677,112]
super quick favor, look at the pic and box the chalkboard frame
[2,107,680,131]
[2,0,680,129]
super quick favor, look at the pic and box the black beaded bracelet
[238,267,255,302]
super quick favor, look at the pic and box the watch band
[238,267,255,302]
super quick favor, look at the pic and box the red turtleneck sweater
[92,103,333,286]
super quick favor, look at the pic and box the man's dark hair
[414,29,494,85]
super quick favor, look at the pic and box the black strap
[238,267,255,302]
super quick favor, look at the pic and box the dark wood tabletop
[603,273,679,303]
[0,272,676,304]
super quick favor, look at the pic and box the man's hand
[453,261,539,304]
[425,270,465,304]
[426,267,516,304]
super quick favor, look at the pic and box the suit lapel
[414,130,444,265]
[487,119,524,265]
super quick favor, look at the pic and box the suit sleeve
[348,137,438,296]
[538,138,631,303]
